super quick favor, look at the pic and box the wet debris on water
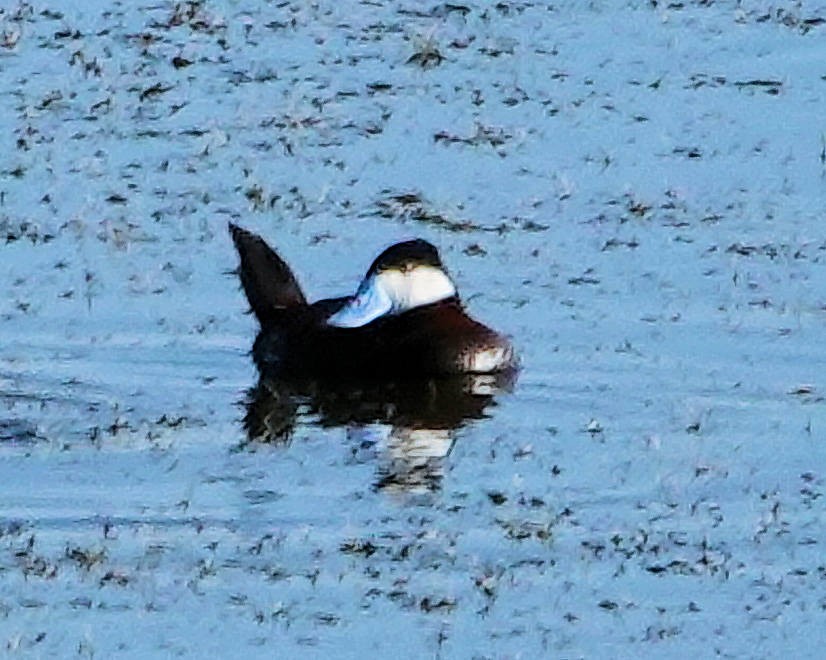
[171,55,193,69]
[644,624,681,642]
[374,459,444,494]
[68,50,102,77]
[147,1,226,34]
[105,192,127,205]
[0,5,31,49]
[684,74,727,90]
[65,546,106,571]
[434,123,513,150]
[684,72,783,95]
[399,3,470,19]
[474,567,503,599]
[138,82,174,102]
[314,611,340,626]
[582,529,733,578]
[512,444,533,459]
[0,520,25,538]
[733,79,783,95]
[496,518,553,541]
[406,33,444,69]
[790,385,815,396]
[155,414,194,428]
[753,496,789,542]
[69,597,93,610]
[2,164,25,178]
[602,237,639,251]
[366,81,392,95]
[757,8,826,34]
[479,40,516,59]
[585,418,604,438]
[799,472,823,508]
[487,491,507,505]
[463,243,487,256]
[247,533,283,556]
[789,385,822,404]
[244,184,279,212]
[626,197,651,217]
[685,421,701,434]
[99,570,130,587]
[0,418,44,444]
[672,145,702,159]
[492,498,570,542]
[339,539,378,558]
[568,269,600,286]
[407,47,444,69]
[243,489,284,505]
[1,26,21,49]
[372,191,479,232]
[725,243,779,259]
[419,596,456,613]
[14,536,58,580]
[1,219,55,244]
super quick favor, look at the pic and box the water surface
[2,1,826,657]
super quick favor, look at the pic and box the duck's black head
[326,239,457,328]
[366,239,445,276]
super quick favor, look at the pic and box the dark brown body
[229,224,516,377]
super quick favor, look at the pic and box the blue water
[1,1,826,656]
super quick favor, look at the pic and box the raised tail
[228,223,307,323]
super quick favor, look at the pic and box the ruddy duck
[229,223,516,376]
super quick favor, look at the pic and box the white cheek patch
[398,266,457,310]
[326,265,456,329]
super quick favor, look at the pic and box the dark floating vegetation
[733,79,784,95]
[371,190,548,233]
[434,124,513,149]
[372,191,480,232]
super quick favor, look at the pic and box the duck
[228,223,517,377]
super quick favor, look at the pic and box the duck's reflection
[242,371,516,494]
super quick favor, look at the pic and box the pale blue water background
[1,1,826,656]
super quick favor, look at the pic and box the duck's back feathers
[229,223,306,323]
